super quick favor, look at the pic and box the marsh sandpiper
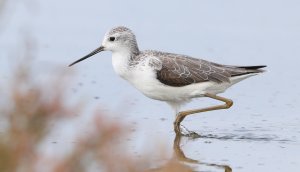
[69,26,266,136]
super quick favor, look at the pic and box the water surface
[1,0,300,171]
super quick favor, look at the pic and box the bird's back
[135,50,266,87]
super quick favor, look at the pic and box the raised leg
[174,93,233,135]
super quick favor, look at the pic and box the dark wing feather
[151,52,230,86]
[141,51,265,87]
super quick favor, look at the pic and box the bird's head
[69,26,139,67]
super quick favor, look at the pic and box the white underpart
[112,53,257,113]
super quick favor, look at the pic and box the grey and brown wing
[155,54,232,87]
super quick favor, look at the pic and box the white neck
[111,50,132,79]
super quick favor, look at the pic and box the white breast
[112,54,164,99]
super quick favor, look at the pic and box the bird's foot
[179,125,201,139]
[174,118,201,138]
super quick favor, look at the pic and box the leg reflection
[173,134,232,172]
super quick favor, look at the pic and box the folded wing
[145,51,265,87]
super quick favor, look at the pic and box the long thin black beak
[68,46,104,67]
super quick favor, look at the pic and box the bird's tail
[235,65,267,73]
[223,65,267,77]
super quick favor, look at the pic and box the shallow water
[1,0,300,171]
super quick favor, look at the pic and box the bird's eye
[109,37,115,41]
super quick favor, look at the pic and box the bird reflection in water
[173,134,232,172]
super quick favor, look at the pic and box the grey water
[1,0,300,171]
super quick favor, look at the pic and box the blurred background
[1,0,300,172]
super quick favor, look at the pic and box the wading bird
[69,26,266,136]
